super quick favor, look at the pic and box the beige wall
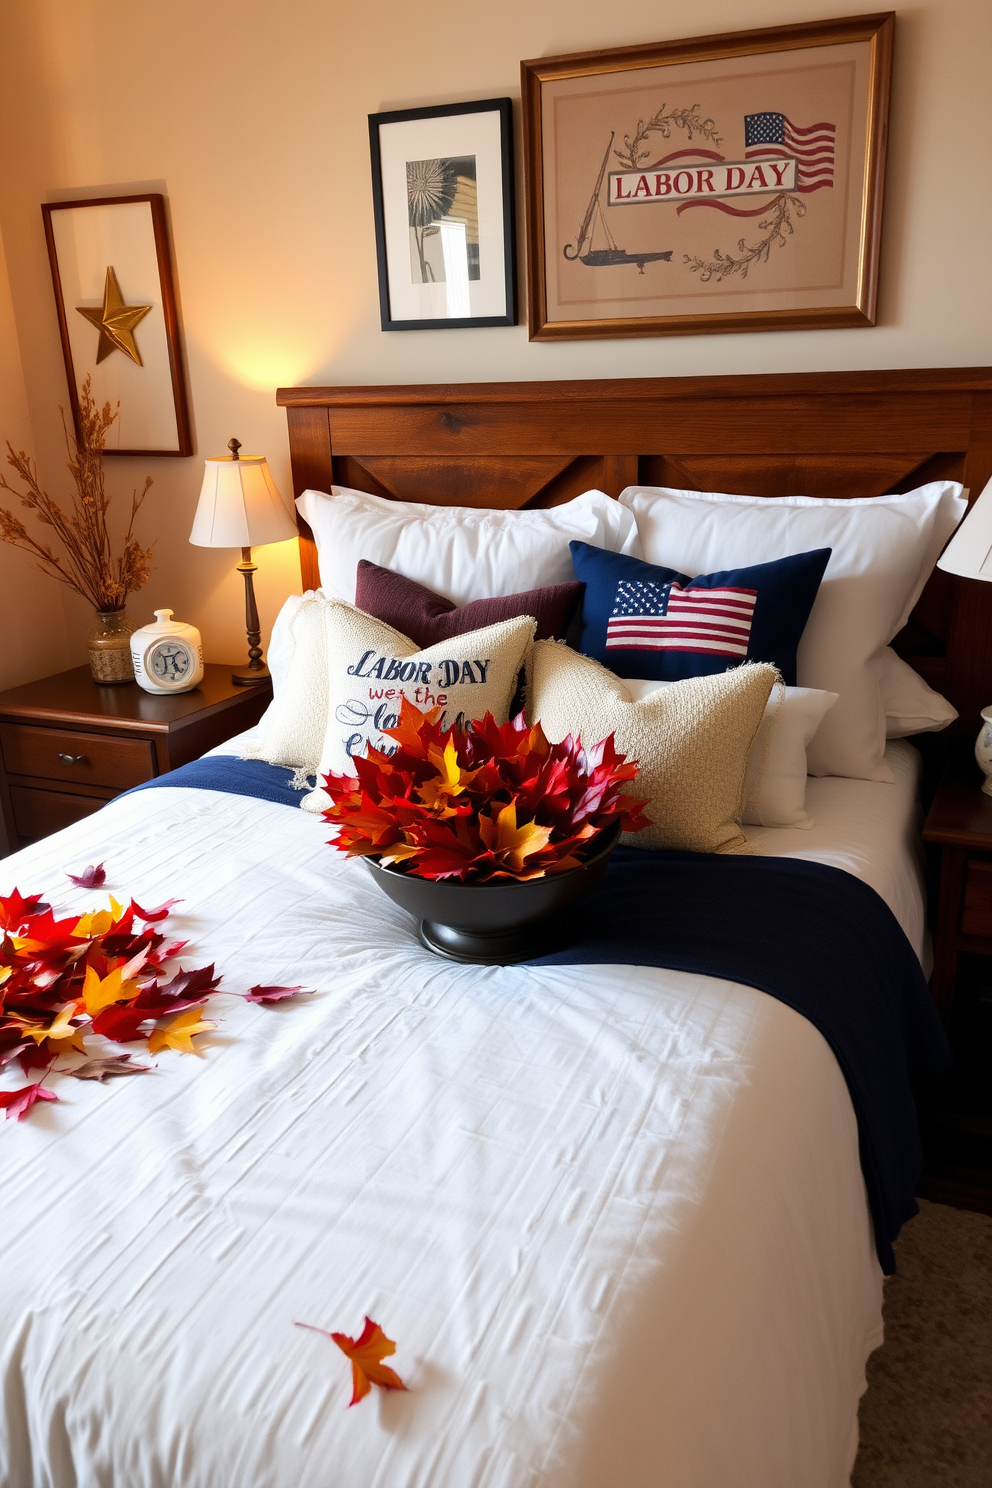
[0,216,72,690]
[0,0,989,673]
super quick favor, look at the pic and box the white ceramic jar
[975,706,992,796]
[130,609,204,695]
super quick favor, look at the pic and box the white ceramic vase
[975,706,992,796]
[130,609,204,695]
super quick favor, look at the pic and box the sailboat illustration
[563,133,673,273]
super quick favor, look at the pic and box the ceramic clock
[130,609,204,694]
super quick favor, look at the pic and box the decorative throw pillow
[625,678,837,828]
[616,482,966,780]
[302,604,535,814]
[242,590,331,784]
[297,484,640,605]
[354,560,583,645]
[527,641,776,853]
[569,540,829,687]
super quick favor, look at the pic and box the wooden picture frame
[369,98,517,330]
[521,13,894,341]
[42,193,192,456]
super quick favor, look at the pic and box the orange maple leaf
[295,1316,407,1406]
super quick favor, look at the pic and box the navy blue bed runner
[134,756,949,1272]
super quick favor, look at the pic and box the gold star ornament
[76,266,152,365]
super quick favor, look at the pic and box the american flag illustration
[744,112,835,192]
[606,580,758,656]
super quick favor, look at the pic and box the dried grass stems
[0,377,154,612]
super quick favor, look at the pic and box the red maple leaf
[66,863,106,889]
[244,985,314,1005]
[130,898,181,924]
[0,1081,59,1121]
[295,1316,407,1406]
[90,1003,153,1043]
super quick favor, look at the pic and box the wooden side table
[922,747,992,1013]
[0,664,272,853]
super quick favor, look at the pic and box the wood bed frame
[277,368,992,731]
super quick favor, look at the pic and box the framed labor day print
[42,193,192,456]
[521,13,893,340]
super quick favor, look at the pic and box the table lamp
[189,438,298,685]
[937,476,992,792]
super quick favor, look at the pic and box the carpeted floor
[852,1199,992,1487]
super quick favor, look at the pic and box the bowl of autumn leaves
[320,699,648,964]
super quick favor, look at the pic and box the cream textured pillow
[303,604,535,814]
[528,642,776,853]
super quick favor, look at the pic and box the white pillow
[878,647,958,737]
[297,485,640,605]
[243,591,331,783]
[618,482,966,781]
[302,604,535,814]
[626,678,837,827]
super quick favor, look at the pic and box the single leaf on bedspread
[65,863,106,889]
[243,984,314,1005]
[0,1081,58,1121]
[295,1316,407,1406]
[65,1053,153,1081]
[147,1006,216,1056]
[130,897,181,924]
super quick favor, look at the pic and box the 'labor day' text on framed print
[521,13,893,340]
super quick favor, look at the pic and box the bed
[2,368,991,1488]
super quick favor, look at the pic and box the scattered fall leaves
[321,698,649,883]
[296,1316,407,1406]
[1,870,314,1120]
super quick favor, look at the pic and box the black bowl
[364,819,622,964]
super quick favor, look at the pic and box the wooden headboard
[276,368,992,731]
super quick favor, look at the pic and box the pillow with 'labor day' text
[569,540,829,687]
[302,602,535,814]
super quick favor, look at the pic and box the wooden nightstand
[0,664,272,853]
[923,748,992,1012]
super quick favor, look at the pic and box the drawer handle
[57,752,87,766]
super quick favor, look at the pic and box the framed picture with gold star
[42,193,192,456]
[369,98,517,330]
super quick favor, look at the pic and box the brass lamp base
[232,663,271,686]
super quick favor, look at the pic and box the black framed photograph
[369,98,517,331]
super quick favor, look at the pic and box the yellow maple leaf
[80,964,137,1016]
[74,896,125,939]
[479,802,553,874]
[147,1006,215,1056]
[26,1002,83,1046]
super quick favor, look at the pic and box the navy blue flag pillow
[569,540,831,685]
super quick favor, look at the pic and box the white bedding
[0,743,925,1488]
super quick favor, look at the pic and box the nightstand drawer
[0,722,155,791]
[961,859,992,939]
[9,786,106,842]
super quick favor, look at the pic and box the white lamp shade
[189,454,298,549]
[937,477,992,580]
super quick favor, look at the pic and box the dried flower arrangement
[321,698,649,883]
[0,376,153,613]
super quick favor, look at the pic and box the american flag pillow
[606,579,758,657]
[569,541,831,685]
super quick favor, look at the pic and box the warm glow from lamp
[189,439,297,685]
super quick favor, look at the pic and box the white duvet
[0,744,926,1488]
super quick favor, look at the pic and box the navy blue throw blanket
[128,756,312,809]
[133,758,948,1272]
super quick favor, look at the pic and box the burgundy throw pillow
[354,560,583,646]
